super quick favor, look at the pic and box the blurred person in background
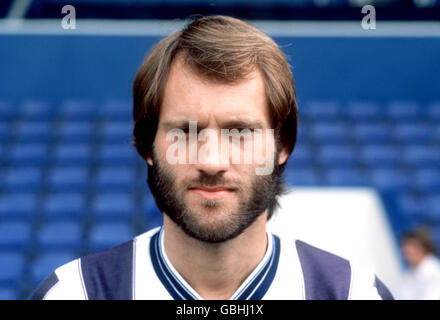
[397,229,440,299]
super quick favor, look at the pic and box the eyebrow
[161,119,265,130]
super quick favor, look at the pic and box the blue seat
[58,100,97,120]
[0,123,9,143]
[324,168,366,186]
[345,101,383,121]
[98,99,132,121]
[89,222,134,253]
[433,126,440,144]
[42,192,87,221]
[3,167,42,192]
[352,123,392,144]
[98,121,132,144]
[368,168,412,191]
[316,145,357,167]
[414,169,440,192]
[0,222,31,251]
[0,193,38,221]
[8,143,48,166]
[0,101,16,121]
[91,193,134,220]
[397,193,428,225]
[143,196,162,227]
[53,144,92,166]
[426,194,440,223]
[38,222,82,251]
[97,143,137,166]
[284,168,321,186]
[47,167,89,192]
[57,121,94,143]
[427,101,440,120]
[301,100,341,120]
[386,101,421,121]
[402,145,440,167]
[392,123,431,144]
[287,144,313,168]
[359,145,401,168]
[31,252,77,287]
[0,253,25,287]
[0,287,18,300]
[14,121,52,143]
[308,121,349,144]
[18,100,54,121]
[94,166,135,191]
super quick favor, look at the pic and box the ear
[278,145,290,166]
[146,155,153,166]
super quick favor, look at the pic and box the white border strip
[0,19,440,37]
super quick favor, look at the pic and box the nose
[194,129,230,176]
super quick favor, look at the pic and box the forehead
[159,57,270,125]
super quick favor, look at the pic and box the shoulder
[291,239,394,300]
[30,227,160,300]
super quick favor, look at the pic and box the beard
[147,151,283,243]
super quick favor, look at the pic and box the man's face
[147,57,288,243]
[402,239,428,268]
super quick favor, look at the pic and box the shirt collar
[150,227,280,300]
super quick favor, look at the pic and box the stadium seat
[368,168,412,191]
[413,169,440,192]
[425,194,440,223]
[42,192,87,221]
[0,122,8,143]
[96,143,137,166]
[427,101,440,120]
[308,121,350,144]
[392,123,431,145]
[402,145,440,167]
[53,144,92,166]
[323,168,367,186]
[18,100,55,121]
[0,222,32,251]
[0,193,38,221]
[358,145,401,168]
[143,196,162,222]
[301,100,341,120]
[47,167,89,192]
[352,123,392,144]
[386,101,421,121]
[0,101,16,121]
[284,168,321,186]
[0,287,17,300]
[345,101,383,121]
[286,144,313,168]
[98,99,132,121]
[316,145,357,167]
[94,166,135,191]
[58,100,97,121]
[91,192,135,220]
[38,222,83,252]
[8,143,48,166]
[397,193,428,225]
[57,121,95,143]
[31,252,77,287]
[0,253,25,287]
[14,121,53,143]
[3,167,43,192]
[89,222,134,253]
[97,121,132,144]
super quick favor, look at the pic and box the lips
[188,186,235,200]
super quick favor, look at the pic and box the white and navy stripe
[149,227,281,300]
[30,227,393,300]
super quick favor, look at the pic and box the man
[397,229,440,299]
[31,15,393,300]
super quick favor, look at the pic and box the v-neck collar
[149,227,280,300]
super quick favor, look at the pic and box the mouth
[188,186,236,200]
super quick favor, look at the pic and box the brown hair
[403,229,435,254]
[132,15,298,165]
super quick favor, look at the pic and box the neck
[162,213,268,300]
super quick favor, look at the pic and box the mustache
[185,172,240,190]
